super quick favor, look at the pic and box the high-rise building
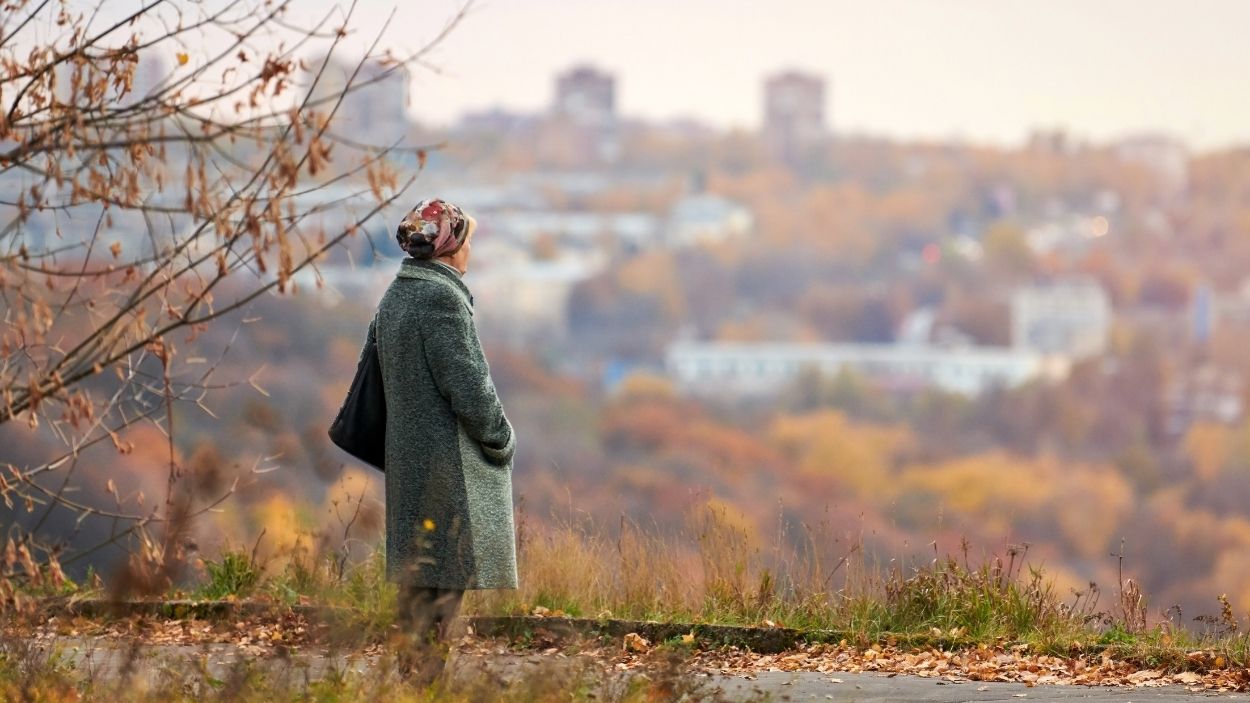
[553,65,616,126]
[763,70,827,157]
[132,53,169,102]
[306,55,412,145]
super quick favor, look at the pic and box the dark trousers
[397,585,464,645]
[396,583,464,683]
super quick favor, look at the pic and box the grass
[473,506,1077,641]
[8,500,1250,698]
[198,552,261,600]
[159,500,1250,670]
[470,503,1250,669]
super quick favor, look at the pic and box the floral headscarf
[396,198,473,259]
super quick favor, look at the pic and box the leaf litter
[13,616,1250,692]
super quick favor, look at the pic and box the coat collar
[396,258,474,310]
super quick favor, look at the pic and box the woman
[373,197,517,680]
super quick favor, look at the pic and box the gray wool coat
[373,258,517,590]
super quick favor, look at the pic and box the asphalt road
[712,670,1249,702]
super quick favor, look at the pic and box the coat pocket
[478,420,516,467]
[456,424,518,589]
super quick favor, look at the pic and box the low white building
[665,194,753,248]
[1165,365,1244,436]
[469,239,608,346]
[1011,280,1111,359]
[667,341,1070,397]
[491,211,659,250]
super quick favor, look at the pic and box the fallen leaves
[14,614,1250,694]
[623,632,650,653]
[17,611,316,657]
[684,640,1250,692]
[456,631,1250,694]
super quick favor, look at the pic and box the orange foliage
[614,372,677,401]
[1184,422,1232,482]
[769,410,911,499]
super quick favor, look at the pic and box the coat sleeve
[419,287,515,465]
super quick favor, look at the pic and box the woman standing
[373,198,517,680]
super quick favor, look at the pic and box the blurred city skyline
[285,0,1250,150]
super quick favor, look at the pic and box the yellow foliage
[896,453,1052,527]
[769,411,910,500]
[322,467,381,509]
[1053,464,1133,558]
[716,315,823,343]
[1205,522,1250,605]
[1184,422,1232,482]
[614,372,676,401]
[197,492,313,572]
[252,493,309,559]
[894,453,1132,554]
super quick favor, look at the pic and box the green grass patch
[197,551,261,600]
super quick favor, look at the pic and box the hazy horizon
[280,0,1250,151]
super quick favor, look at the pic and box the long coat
[373,258,517,590]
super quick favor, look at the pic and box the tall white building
[1010,280,1112,359]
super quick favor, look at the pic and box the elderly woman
[373,198,517,679]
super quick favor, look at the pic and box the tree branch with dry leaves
[0,0,458,591]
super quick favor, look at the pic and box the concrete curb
[35,599,832,653]
[34,599,1031,656]
[38,597,340,622]
[467,617,1009,655]
[467,615,815,653]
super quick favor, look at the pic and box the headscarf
[396,198,473,259]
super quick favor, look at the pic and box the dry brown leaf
[623,632,650,653]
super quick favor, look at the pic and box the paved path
[712,670,1247,701]
[32,638,1249,701]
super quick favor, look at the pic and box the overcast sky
[94,0,1250,150]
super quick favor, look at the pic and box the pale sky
[91,0,1250,150]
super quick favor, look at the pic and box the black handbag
[328,318,386,470]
